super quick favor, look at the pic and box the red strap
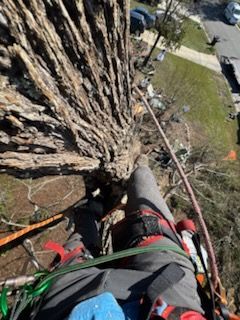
[176,220,196,233]
[161,306,176,319]
[62,245,84,263]
[182,241,190,255]
[180,311,207,320]
[138,235,164,247]
[44,240,84,264]
[44,241,65,262]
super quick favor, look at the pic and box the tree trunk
[0,0,134,180]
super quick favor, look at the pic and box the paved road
[200,0,240,59]
[200,0,240,111]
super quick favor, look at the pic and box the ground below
[0,175,85,278]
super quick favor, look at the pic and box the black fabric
[140,263,185,320]
[112,213,181,251]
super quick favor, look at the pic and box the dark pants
[65,166,174,255]
[34,166,203,320]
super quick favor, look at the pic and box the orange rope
[0,202,125,248]
[0,213,63,247]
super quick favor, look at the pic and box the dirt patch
[0,174,85,278]
[0,174,85,221]
[0,220,69,279]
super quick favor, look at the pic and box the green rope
[33,245,188,295]
[1,244,188,318]
[0,287,8,318]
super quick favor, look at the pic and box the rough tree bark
[0,0,134,180]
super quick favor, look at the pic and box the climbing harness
[135,88,240,320]
[0,245,188,319]
[135,87,219,289]
[0,89,239,319]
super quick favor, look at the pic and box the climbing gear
[140,262,185,320]
[44,241,85,266]
[134,88,240,320]
[0,214,64,248]
[0,89,239,319]
[112,209,182,251]
[0,199,122,248]
[135,87,218,289]
[22,239,42,271]
[177,221,208,286]
[0,200,89,249]
[0,245,188,319]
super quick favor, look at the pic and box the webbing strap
[44,241,84,264]
[112,210,182,251]
[140,263,185,320]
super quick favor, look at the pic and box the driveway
[200,0,240,111]
[200,0,240,59]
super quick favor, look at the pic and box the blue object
[155,301,168,316]
[130,10,146,34]
[132,7,156,28]
[68,292,126,320]
[122,300,140,320]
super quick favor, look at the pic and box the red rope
[135,87,219,289]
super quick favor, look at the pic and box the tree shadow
[200,2,228,24]
[220,56,240,145]
[237,113,240,145]
[220,56,240,94]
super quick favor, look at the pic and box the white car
[224,2,240,25]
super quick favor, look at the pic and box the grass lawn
[182,19,214,54]
[130,0,158,13]
[130,0,214,55]
[150,52,238,155]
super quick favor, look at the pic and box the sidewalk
[141,30,222,73]
[156,2,202,24]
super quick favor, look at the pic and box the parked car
[224,2,240,25]
[130,10,146,35]
[132,7,156,29]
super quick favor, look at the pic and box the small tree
[142,0,193,66]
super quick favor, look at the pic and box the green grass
[150,52,238,155]
[182,19,214,54]
[130,0,158,13]
[130,1,214,55]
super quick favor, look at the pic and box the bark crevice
[0,0,134,180]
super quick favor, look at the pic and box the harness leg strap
[140,263,185,320]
